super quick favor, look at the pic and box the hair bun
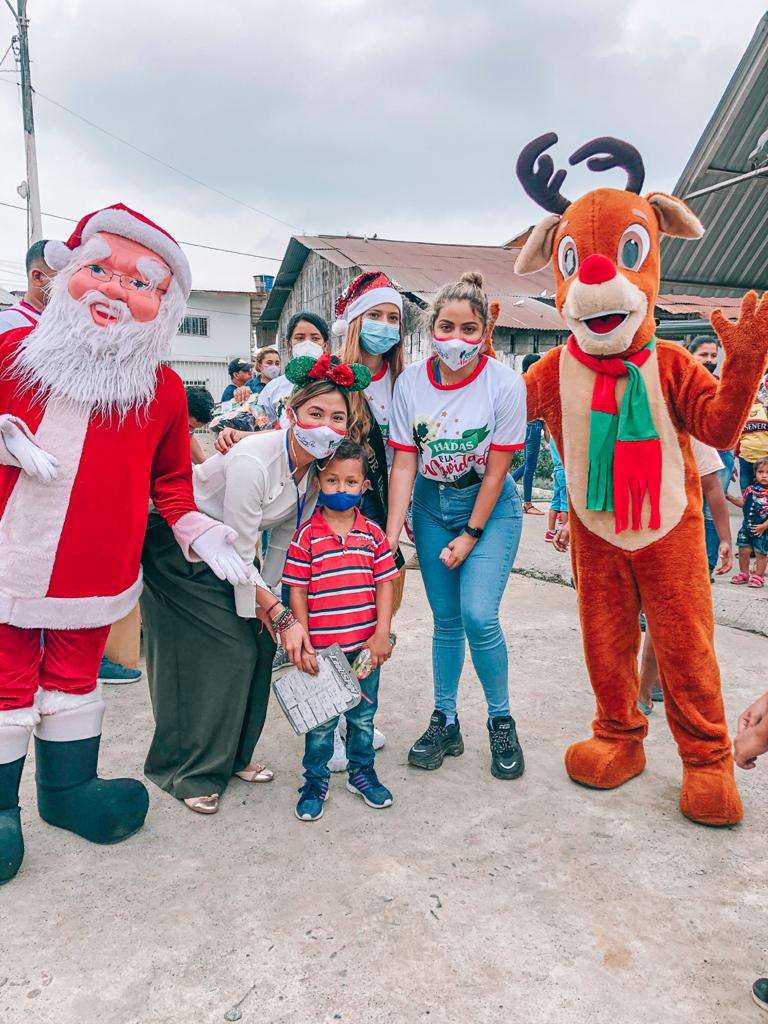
[460,270,484,289]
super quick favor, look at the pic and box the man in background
[186,385,215,465]
[221,358,254,401]
[0,239,53,334]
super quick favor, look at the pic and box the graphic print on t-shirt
[388,356,527,484]
[413,416,491,483]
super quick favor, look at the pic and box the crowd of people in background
[3,239,768,1005]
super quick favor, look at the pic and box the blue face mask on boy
[359,321,400,355]
[319,490,363,511]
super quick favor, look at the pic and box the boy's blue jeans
[302,663,380,783]
[511,421,543,502]
[411,474,522,719]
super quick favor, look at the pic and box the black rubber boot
[488,716,525,780]
[0,755,25,885]
[35,734,149,844]
[408,710,464,770]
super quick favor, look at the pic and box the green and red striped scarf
[567,335,662,534]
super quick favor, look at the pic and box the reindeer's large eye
[557,235,578,279]
[617,223,650,271]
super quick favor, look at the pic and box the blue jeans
[303,663,380,782]
[739,457,756,495]
[704,449,734,573]
[411,474,522,719]
[511,421,543,502]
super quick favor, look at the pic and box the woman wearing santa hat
[324,272,407,771]
[141,352,372,815]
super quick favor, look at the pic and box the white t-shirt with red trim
[388,356,527,483]
[364,361,395,467]
[0,300,40,335]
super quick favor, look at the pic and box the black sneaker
[753,977,768,1012]
[487,716,524,780]
[408,710,464,770]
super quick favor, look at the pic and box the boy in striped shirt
[283,441,399,821]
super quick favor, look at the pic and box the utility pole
[7,0,42,244]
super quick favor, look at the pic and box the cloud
[0,0,764,290]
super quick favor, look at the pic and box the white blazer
[193,429,317,617]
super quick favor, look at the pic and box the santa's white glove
[190,524,251,585]
[1,420,58,483]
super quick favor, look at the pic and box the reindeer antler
[569,137,645,194]
[516,132,571,215]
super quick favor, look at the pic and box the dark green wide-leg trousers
[141,512,275,800]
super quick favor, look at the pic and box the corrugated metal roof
[656,293,743,316]
[258,234,564,331]
[661,14,768,296]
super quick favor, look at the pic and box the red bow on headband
[308,352,355,387]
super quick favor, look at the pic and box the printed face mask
[432,335,483,372]
[360,321,400,355]
[291,340,324,359]
[292,421,345,460]
[319,489,363,511]
[262,364,281,380]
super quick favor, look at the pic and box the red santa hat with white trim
[331,271,402,337]
[44,202,192,299]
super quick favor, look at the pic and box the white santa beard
[11,271,187,420]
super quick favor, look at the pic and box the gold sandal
[183,794,219,814]
[235,762,274,783]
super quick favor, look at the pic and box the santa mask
[292,421,345,460]
[12,232,185,419]
[432,335,483,371]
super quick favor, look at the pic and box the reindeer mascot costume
[515,134,768,826]
[0,204,249,884]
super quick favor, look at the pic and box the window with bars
[178,315,209,337]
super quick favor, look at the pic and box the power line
[29,86,302,233]
[0,200,284,261]
[0,76,302,234]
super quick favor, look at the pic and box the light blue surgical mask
[359,321,400,355]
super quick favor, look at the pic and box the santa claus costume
[0,204,249,884]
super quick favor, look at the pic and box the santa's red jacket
[0,328,212,629]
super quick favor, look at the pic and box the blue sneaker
[346,767,393,809]
[295,780,329,821]
[97,656,143,685]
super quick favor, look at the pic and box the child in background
[283,440,399,822]
[545,438,568,543]
[728,455,768,588]
[734,689,768,1011]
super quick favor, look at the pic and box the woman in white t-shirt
[386,272,527,781]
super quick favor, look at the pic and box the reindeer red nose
[578,253,617,286]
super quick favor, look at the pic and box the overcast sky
[0,0,765,292]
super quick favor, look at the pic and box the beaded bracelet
[273,609,296,633]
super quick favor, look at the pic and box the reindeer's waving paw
[711,291,768,358]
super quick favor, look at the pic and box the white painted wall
[167,290,253,400]
[171,290,252,361]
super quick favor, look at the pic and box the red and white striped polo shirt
[283,507,399,652]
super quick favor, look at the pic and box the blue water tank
[254,274,275,293]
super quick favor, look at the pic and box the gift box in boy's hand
[272,644,361,735]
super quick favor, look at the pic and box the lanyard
[286,432,309,530]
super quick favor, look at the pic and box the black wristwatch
[463,525,484,540]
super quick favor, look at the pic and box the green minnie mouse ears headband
[285,352,372,392]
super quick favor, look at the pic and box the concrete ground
[514,499,768,636]
[2,569,767,1024]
